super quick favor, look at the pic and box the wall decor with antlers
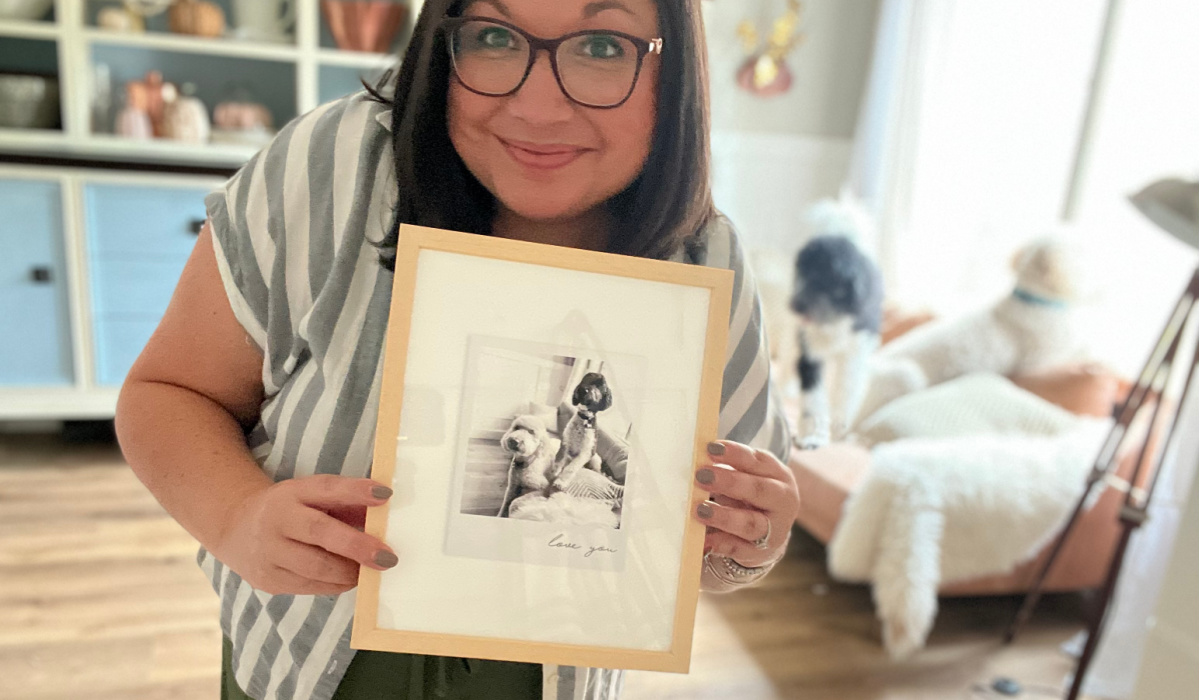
[736,0,806,97]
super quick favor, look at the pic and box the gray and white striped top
[201,90,790,700]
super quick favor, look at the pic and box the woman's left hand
[694,440,800,567]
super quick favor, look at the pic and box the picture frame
[352,224,734,673]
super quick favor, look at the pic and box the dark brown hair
[368,0,715,269]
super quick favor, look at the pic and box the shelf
[317,48,398,69]
[0,127,68,149]
[4,0,418,170]
[84,133,258,166]
[0,387,120,420]
[84,28,299,62]
[0,129,255,169]
[0,18,59,40]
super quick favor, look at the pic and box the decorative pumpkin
[123,0,172,17]
[213,100,273,131]
[98,6,145,32]
[162,83,211,144]
[168,0,225,38]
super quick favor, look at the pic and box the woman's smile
[499,137,593,171]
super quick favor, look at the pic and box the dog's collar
[1013,288,1069,309]
[576,408,597,427]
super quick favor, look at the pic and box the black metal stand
[1003,267,1199,700]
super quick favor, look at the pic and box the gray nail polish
[697,503,714,519]
[374,551,399,568]
[695,468,715,485]
[707,442,725,456]
[372,485,393,500]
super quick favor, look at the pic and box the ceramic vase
[320,0,408,53]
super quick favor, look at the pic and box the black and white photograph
[456,336,641,526]
[443,335,646,568]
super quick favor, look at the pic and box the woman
[116,0,800,698]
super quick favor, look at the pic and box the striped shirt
[201,91,790,700]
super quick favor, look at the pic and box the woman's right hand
[213,475,399,596]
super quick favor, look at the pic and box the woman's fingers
[706,441,795,484]
[284,507,398,572]
[263,564,355,597]
[277,475,397,571]
[694,499,770,547]
[693,442,800,568]
[275,540,361,586]
[288,474,393,509]
[695,464,791,512]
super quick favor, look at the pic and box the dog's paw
[792,434,828,451]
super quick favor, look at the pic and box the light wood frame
[352,224,733,673]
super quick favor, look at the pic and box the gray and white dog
[791,233,884,449]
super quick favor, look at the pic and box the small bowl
[0,73,61,130]
[0,0,54,21]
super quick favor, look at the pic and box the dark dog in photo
[551,372,612,490]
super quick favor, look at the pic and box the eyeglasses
[441,17,664,109]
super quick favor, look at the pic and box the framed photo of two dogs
[351,224,733,673]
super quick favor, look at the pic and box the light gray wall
[702,0,881,138]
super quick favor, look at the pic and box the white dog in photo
[854,237,1086,427]
[496,415,559,518]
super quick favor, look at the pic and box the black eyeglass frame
[441,16,665,109]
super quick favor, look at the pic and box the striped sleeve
[204,95,368,396]
[205,148,273,353]
[703,217,792,463]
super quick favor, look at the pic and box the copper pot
[321,0,408,54]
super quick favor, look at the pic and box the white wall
[1089,370,1199,699]
[702,0,881,138]
[1133,451,1199,700]
[702,0,879,254]
[710,132,853,253]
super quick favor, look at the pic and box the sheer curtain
[845,0,1108,317]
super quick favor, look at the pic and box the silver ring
[753,517,772,550]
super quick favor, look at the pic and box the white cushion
[853,373,1078,447]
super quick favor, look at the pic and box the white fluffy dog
[853,237,1086,428]
[496,415,559,518]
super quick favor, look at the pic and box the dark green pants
[221,636,543,700]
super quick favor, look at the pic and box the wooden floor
[0,430,1095,700]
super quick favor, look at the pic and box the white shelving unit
[0,1,425,420]
[0,0,423,169]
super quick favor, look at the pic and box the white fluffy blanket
[828,418,1112,658]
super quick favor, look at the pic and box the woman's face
[447,0,661,224]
